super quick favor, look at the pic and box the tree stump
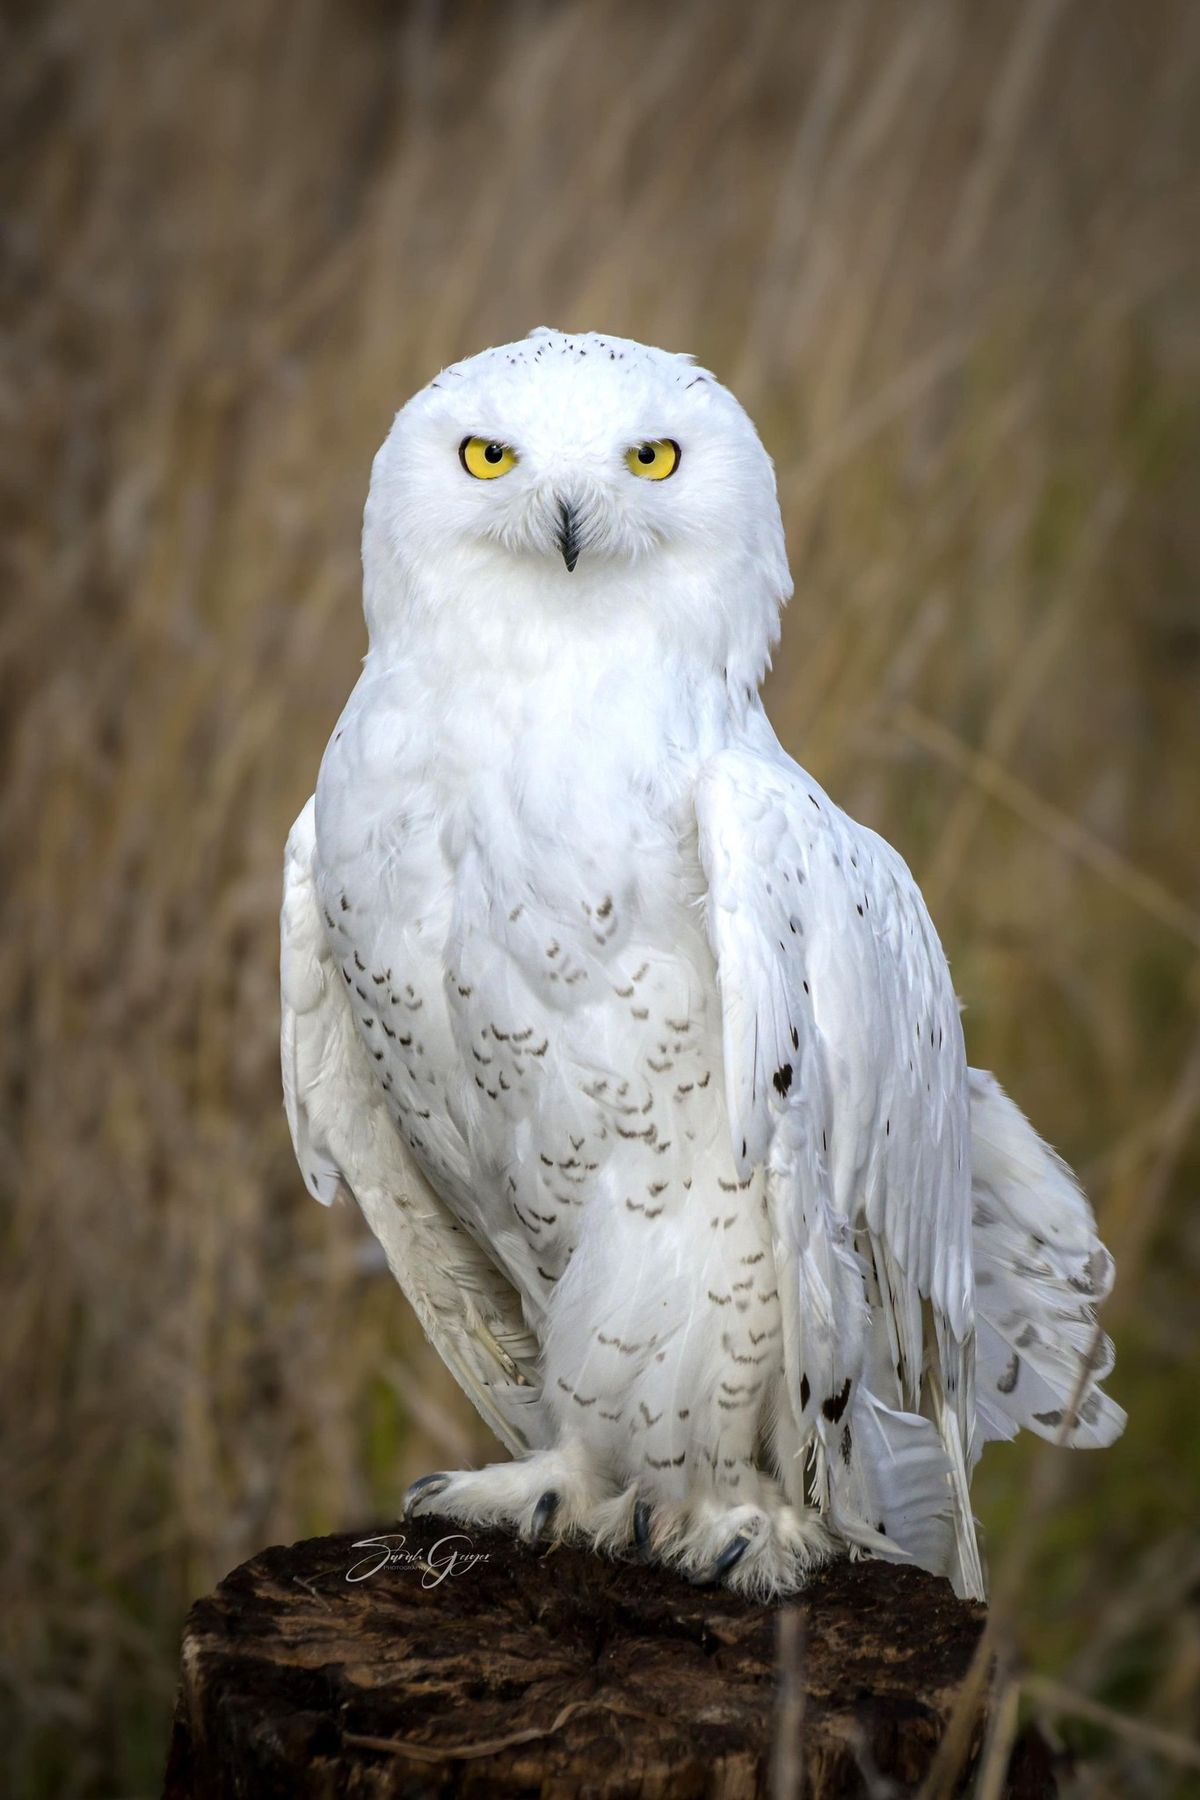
[163,1518,1045,1797]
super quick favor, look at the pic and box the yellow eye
[625,438,680,480]
[459,437,518,479]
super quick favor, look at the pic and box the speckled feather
[281,329,1123,1600]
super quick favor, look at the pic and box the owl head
[363,329,791,689]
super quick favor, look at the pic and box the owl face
[364,329,791,685]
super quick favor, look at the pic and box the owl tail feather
[968,1069,1125,1456]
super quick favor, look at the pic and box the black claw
[403,1472,450,1520]
[633,1500,654,1553]
[531,1489,560,1540]
[701,1532,752,1585]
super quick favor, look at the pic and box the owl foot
[633,1495,836,1599]
[401,1445,609,1544]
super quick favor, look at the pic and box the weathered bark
[163,1518,1047,1798]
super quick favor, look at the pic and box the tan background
[3,1,1199,1793]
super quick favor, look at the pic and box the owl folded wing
[696,739,984,1598]
[281,796,545,1456]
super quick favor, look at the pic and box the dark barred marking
[822,1378,852,1423]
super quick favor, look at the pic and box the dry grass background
[2,0,1199,1793]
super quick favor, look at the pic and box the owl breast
[313,668,748,1329]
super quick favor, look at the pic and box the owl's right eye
[459,437,518,479]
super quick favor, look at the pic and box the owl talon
[531,1489,560,1540]
[402,1472,450,1520]
[700,1532,752,1585]
[633,1500,654,1553]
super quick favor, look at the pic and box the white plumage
[281,328,1123,1598]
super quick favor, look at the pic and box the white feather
[969,1069,1125,1452]
[281,799,545,1455]
[697,733,988,1595]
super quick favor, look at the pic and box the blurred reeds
[2,1,1198,1793]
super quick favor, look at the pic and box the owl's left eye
[625,439,680,480]
[459,437,518,479]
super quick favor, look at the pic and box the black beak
[555,498,582,572]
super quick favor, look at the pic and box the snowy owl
[281,327,1123,1600]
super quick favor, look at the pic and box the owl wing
[696,735,984,1597]
[281,797,545,1457]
